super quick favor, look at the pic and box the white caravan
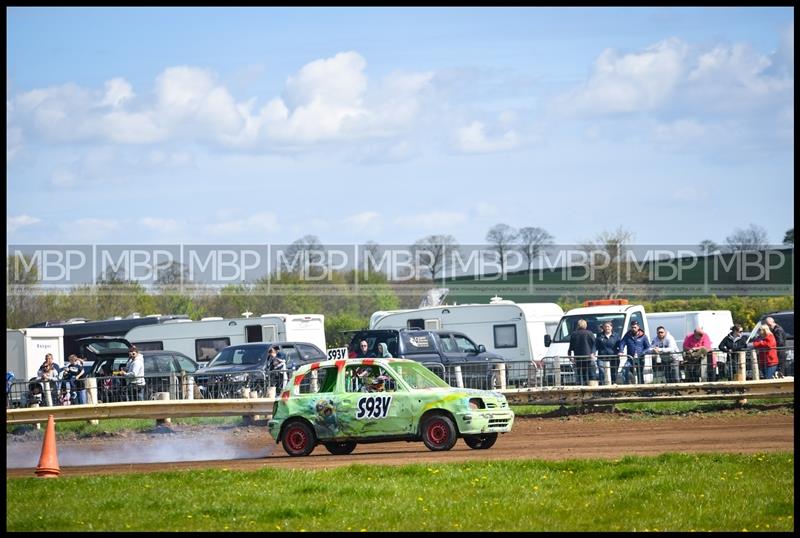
[544,300,652,384]
[124,314,326,364]
[7,328,65,381]
[369,297,564,364]
[646,311,734,351]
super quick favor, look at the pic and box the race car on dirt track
[267,357,515,456]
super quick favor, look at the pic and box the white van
[544,300,651,384]
[369,298,564,369]
[124,314,326,364]
[646,311,734,351]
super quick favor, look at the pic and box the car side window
[296,343,324,362]
[281,346,300,367]
[296,367,336,394]
[148,354,175,373]
[344,365,396,393]
[174,355,198,373]
[439,334,457,353]
[453,335,478,353]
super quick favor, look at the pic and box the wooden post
[750,350,760,381]
[155,392,171,426]
[734,351,746,382]
[554,358,562,387]
[453,365,464,388]
[85,377,99,425]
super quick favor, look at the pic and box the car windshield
[553,314,626,343]
[207,347,265,367]
[389,361,449,390]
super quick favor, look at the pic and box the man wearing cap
[618,321,650,384]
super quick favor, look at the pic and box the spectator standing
[647,326,681,383]
[718,325,748,380]
[568,319,597,385]
[125,346,146,401]
[682,327,713,382]
[63,354,88,404]
[267,346,288,388]
[595,322,621,385]
[765,317,787,378]
[752,324,779,379]
[37,353,61,406]
[618,322,650,384]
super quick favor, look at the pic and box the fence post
[155,391,171,426]
[43,381,53,408]
[453,365,464,388]
[603,361,612,385]
[750,350,760,381]
[85,377,100,425]
[169,372,178,400]
[554,358,561,387]
[185,375,194,400]
[493,363,506,390]
[700,357,708,382]
[735,351,746,382]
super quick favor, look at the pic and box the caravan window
[407,319,425,330]
[494,324,517,348]
[245,325,263,342]
[195,338,231,362]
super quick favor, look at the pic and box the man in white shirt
[648,326,680,383]
[125,346,146,401]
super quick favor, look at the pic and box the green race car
[268,357,514,456]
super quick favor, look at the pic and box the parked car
[345,329,506,389]
[77,337,200,401]
[268,357,515,456]
[194,342,327,398]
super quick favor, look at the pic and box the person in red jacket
[752,324,779,379]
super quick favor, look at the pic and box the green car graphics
[268,358,515,456]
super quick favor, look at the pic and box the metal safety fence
[5,346,793,409]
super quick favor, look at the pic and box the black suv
[195,342,327,398]
[345,329,505,389]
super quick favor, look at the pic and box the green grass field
[6,453,793,532]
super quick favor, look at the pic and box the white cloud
[454,121,519,153]
[204,212,280,236]
[101,78,135,108]
[6,126,23,161]
[7,214,41,233]
[393,211,467,230]
[554,38,688,116]
[51,168,77,187]
[142,217,182,234]
[343,211,381,232]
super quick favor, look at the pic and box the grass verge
[6,453,793,531]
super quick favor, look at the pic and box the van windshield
[553,314,626,343]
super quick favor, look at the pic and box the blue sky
[6,7,794,247]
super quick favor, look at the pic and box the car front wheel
[463,433,498,450]
[421,414,457,451]
[282,420,316,456]
[323,441,357,455]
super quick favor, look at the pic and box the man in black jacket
[718,324,748,380]
[595,322,621,385]
[765,317,787,377]
[568,319,597,385]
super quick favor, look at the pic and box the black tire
[463,433,498,450]
[281,420,316,456]
[324,441,357,455]
[421,414,457,451]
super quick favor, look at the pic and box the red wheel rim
[286,426,308,451]
[427,420,447,445]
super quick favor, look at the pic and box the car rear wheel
[421,414,457,451]
[282,420,316,456]
[463,432,498,450]
[323,441,357,455]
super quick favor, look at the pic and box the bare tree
[361,241,383,274]
[698,239,720,254]
[486,224,519,276]
[283,235,326,276]
[725,224,768,252]
[580,227,640,299]
[517,227,554,270]
[155,261,190,287]
[410,234,459,279]
[783,228,794,245]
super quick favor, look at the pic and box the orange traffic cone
[34,414,61,478]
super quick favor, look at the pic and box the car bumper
[454,409,514,434]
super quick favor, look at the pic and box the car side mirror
[478,344,486,353]
[544,334,551,347]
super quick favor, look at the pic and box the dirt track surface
[6,409,794,478]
